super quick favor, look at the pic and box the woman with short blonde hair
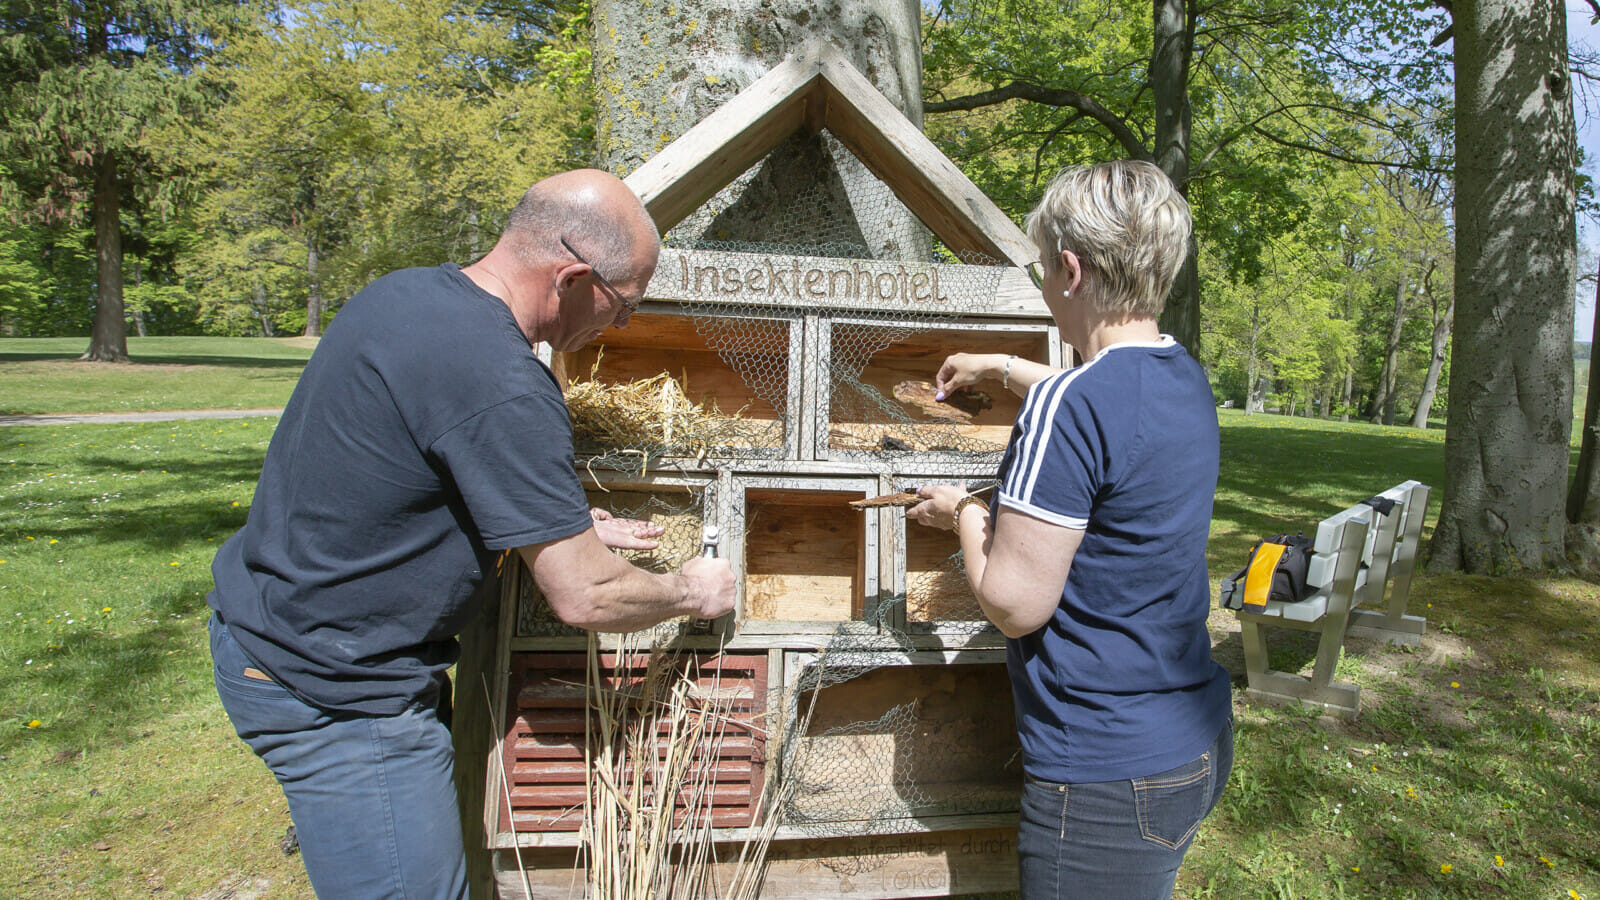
[910,159,1231,900]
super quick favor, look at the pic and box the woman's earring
[1061,289,1071,299]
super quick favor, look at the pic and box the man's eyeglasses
[560,237,639,317]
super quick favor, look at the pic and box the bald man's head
[502,169,659,285]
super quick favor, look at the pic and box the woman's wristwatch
[953,495,987,530]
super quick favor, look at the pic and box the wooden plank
[646,247,1046,317]
[814,44,1035,270]
[624,50,823,231]
[492,827,1020,896]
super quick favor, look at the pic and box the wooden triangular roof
[623,41,1036,272]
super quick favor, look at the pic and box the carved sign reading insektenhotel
[644,247,1027,316]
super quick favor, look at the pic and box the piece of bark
[893,380,993,422]
[848,492,923,509]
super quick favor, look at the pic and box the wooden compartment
[780,651,1021,829]
[556,309,797,459]
[517,474,714,639]
[493,650,768,841]
[822,321,1049,458]
[904,520,983,623]
[738,480,877,625]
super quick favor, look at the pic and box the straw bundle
[566,361,737,458]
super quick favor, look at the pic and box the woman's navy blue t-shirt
[208,264,593,716]
[994,336,1231,783]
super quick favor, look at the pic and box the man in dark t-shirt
[206,170,736,900]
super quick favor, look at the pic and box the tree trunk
[1151,0,1199,356]
[304,237,323,338]
[1432,0,1577,573]
[1244,303,1262,414]
[1370,275,1409,424]
[1566,255,1600,521]
[593,0,928,260]
[1412,293,1454,428]
[82,149,128,362]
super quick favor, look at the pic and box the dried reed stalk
[579,633,794,900]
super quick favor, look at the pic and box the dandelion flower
[169,562,180,567]
[1570,891,1582,900]
[1494,856,1503,867]
[26,720,41,728]
[25,536,33,541]
[101,607,110,613]
[231,501,239,507]
[1450,681,1460,688]
[1541,856,1554,867]
[48,539,56,544]
[1440,863,1452,875]
[1351,866,1360,873]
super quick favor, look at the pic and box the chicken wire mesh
[565,130,1012,475]
[515,485,711,638]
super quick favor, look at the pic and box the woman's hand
[906,482,969,531]
[934,354,1003,400]
[590,507,663,550]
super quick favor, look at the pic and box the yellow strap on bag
[1242,542,1289,612]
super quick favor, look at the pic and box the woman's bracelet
[953,494,987,531]
[1002,355,1017,391]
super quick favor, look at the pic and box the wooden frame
[730,474,881,634]
[624,42,1036,276]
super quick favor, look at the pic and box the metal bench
[1234,508,1371,718]
[1230,481,1431,718]
[1343,480,1431,646]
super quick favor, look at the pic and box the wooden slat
[814,43,1035,269]
[513,758,755,782]
[500,650,768,833]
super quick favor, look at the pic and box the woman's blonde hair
[1024,160,1191,318]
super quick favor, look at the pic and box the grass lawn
[0,337,316,415]
[0,369,1596,897]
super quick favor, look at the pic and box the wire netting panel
[517,483,710,638]
[826,324,1046,461]
[780,658,1023,830]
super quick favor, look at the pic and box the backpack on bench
[1219,532,1315,614]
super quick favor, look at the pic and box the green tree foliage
[0,0,234,357]
[922,0,1381,355]
[179,0,589,336]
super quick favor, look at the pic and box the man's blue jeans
[1017,717,1233,900]
[210,614,468,900]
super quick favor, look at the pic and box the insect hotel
[454,42,1070,899]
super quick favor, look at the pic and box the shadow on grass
[1208,574,1600,891]
[0,578,214,756]
[0,350,308,368]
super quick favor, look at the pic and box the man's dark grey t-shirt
[208,264,593,716]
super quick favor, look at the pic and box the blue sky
[1571,2,1599,340]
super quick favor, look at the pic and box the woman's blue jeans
[1017,717,1233,900]
[210,614,468,900]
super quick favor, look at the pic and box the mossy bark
[1433,0,1577,573]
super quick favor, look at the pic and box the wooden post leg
[453,580,501,900]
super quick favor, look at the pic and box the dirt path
[0,408,283,427]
